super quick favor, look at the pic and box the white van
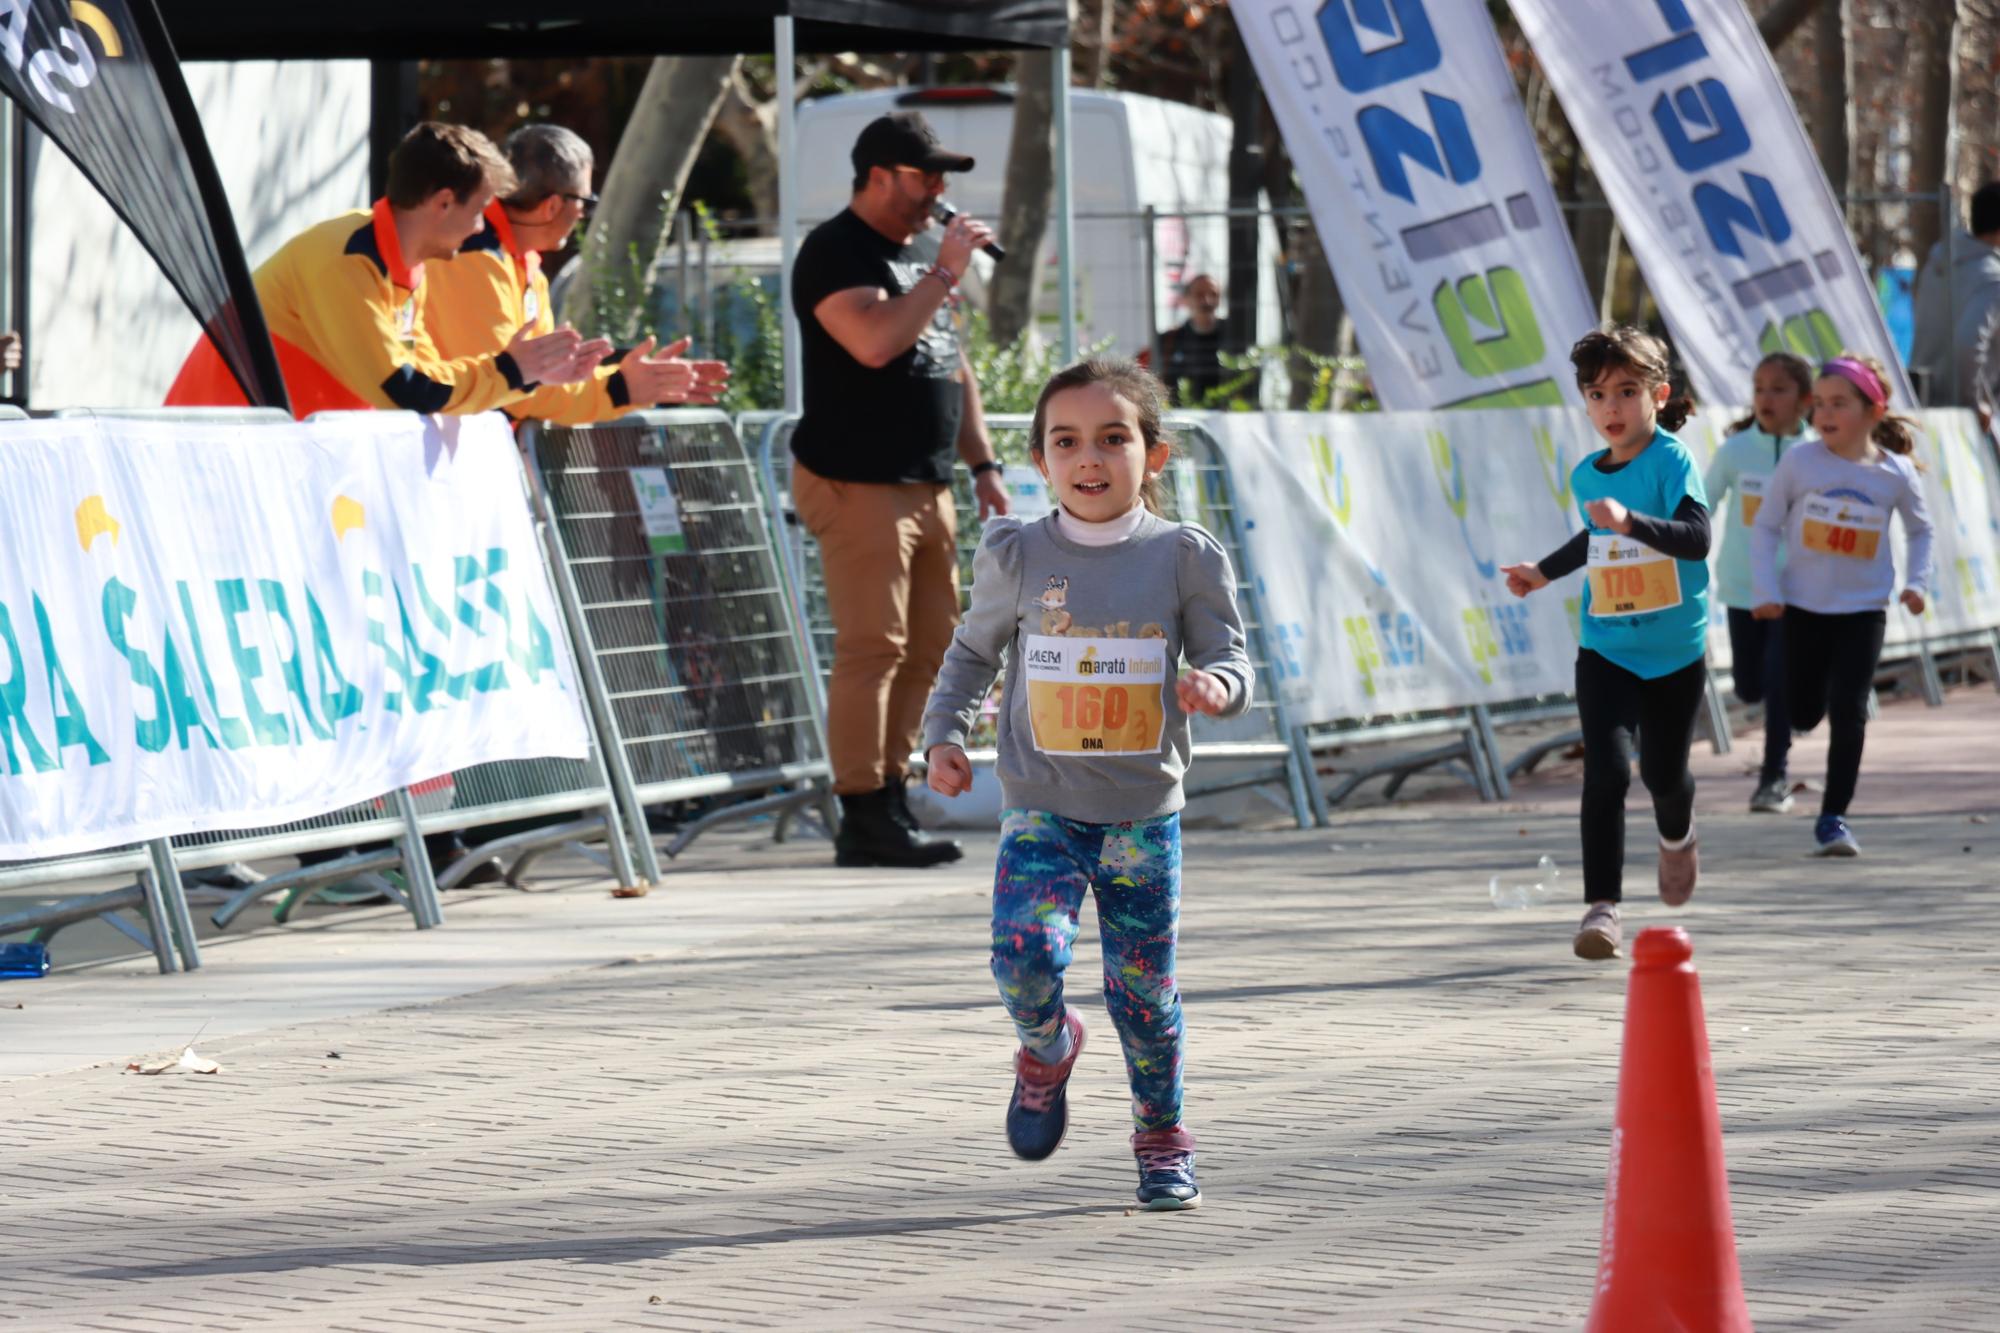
[792,86,1285,367]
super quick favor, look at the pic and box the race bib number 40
[1800,494,1886,559]
[1587,535,1682,617]
[1023,634,1167,756]
[1739,475,1766,526]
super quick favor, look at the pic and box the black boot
[885,779,963,863]
[835,787,963,868]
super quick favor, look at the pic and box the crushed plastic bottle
[1489,855,1561,910]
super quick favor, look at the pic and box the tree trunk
[1084,0,1115,89]
[1224,19,1262,357]
[1760,0,1829,50]
[1287,224,1345,408]
[1814,0,1851,205]
[1909,0,1958,266]
[988,49,1058,349]
[1958,0,2000,202]
[712,69,780,226]
[561,55,737,336]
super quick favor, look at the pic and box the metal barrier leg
[1290,725,1331,827]
[1701,671,1734,754]
[133,861,180,974]
[598,796,640,891]
[391,788,445,929]
[1471,705,1511,801]
[1916,638,1946,706]
[1461,711,1500,802]
[146,839,202,971]
[1989,630,2000,694]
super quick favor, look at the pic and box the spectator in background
[790,111,1007,868]
[1910,180,2000,426]
[1157,273,1230,407]
[0,331,19,375]
[425,123,728,420]
[167,122,607,416]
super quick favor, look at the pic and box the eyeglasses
[559,191,599,211]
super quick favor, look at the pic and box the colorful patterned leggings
[990,808,1184,1131]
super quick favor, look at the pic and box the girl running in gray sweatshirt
[922,358,1252,1211]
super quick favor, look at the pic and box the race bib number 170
[1587,534,1682,617]
[1023,634,1167,756]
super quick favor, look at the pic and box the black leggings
[1783,607,1886,818]
[1726,607,1790,783]
[1575,650,1708,903]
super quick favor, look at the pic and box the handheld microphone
[932,200,1006,261]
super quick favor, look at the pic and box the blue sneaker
[1132,1125,1201,1210]
[1005,1010,1085,1161]
[1815,814,1861,857]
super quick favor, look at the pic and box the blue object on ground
[0,941,51,979]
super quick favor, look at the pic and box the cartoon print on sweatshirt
[1035,575,1073,635]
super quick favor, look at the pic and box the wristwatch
[970,460,1004,479]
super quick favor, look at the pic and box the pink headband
[1822,357,1887,407]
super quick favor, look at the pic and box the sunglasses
[558,191,599,211]
[892,166,947,189]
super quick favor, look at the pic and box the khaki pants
[792,462,960,795]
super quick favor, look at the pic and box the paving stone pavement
[3,699,1999,1330]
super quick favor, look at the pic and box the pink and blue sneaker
[1132,1125,1201,1210]
[1005,1010,1085,1160]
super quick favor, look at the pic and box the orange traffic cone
[1585,927,1752,1332]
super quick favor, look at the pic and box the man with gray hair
[427,122,727,420]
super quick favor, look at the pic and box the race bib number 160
[1023,634,1167,756]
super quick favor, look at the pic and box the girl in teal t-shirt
[1501,326,1713,963]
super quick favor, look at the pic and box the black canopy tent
[151,0,1073,408]
[155,2,1069,59]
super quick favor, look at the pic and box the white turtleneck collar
[1054,504,1148,546]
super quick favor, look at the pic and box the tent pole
[777,15,802,414]
[1054,40,1076,364]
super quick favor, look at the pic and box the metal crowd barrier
[526,411,833,870]
[752,412,1318,828]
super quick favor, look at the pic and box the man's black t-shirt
[1159,319,1229,405]
[791,208,963,484]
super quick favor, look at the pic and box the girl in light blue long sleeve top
[1702,351,1814,812]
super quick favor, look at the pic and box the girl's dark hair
[1570,324,1695,432]
[1821,350,1922,463]
[1029,358,1175,515]
[1726,351,1814,434]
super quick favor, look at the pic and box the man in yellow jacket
[425,123,728,420]
[169,122,608,415]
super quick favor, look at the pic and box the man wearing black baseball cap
[790,110,1007,868]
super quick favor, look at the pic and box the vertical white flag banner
[1235,0,1598,410]
[1510,0,1910,407]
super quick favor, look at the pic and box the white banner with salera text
[1510,0,1909,407]
[0,413,589,859]
[1235,0,1597,411]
